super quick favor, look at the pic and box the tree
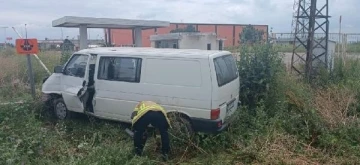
[60,39,75,64]
[239,25,265,45]
[170,25,198,33]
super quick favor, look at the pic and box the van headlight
[41,93,50,102]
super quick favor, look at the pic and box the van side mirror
[54,65,63,73]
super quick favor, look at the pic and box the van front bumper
[190,117,229,134]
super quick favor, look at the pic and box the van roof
[76,47,231,59]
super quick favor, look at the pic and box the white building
[150,32,226,50]
[312,39,336,72]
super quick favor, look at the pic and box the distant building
[0,43,14,49]
[150,32,225,50]
[38,39,105,51]
[105,23,268,47]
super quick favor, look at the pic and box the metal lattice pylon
[291,0,331,81]
[291,0,309,36]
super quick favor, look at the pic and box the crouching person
[131,101,172,161]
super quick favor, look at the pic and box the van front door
[93,56,143,121]
[61,54,90,113]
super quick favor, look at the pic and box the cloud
[0,0,359,42]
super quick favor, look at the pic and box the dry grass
[0,55,29,100]
[230,131,355,165]
[0,49,62,101]
[258,133,322,165]
[0,56,24,87]
[225,133,320,165]
[313,86,358,128]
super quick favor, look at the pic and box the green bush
[238,43,284,112]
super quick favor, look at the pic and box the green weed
[1,46,360,164]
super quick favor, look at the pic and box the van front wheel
[53,98,71,120]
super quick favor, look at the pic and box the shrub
[238,43,284,112]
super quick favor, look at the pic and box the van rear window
[214,54,238,86]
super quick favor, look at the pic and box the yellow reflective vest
[131,101,171,128]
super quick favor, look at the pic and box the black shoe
[161,154,169,162]
[134,148,143,157]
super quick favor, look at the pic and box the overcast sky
[1,0,359,42]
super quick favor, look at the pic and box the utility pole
[25,24,36,98]
[291,0,331,82]
[0,26,8,48]
[338,16,341,57]
[61,27,64,40]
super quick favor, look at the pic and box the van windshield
[214,54,238,86]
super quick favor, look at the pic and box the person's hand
[131,111,137,119]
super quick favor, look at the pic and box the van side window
[97,57,142,83]
[214,55,238,86]
[63,54,89,78]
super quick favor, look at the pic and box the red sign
[16,39,39,55]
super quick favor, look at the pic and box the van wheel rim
[55,102,67,119]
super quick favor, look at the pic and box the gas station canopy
[52,16,169,29]
[52,16,170,49]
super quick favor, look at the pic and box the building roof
[76,47,231,58]
[52,16,170,29]
[171,22,269,27]
[150,32,219,41]
[150,33,182,41]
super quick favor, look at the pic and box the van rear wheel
[168,114,194,147]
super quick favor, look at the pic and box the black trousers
[133,111,170,156]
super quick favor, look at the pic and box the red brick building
[105,23,268,48]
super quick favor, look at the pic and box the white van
[41,47,240,133]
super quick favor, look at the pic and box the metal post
[134,27,142,47]
[26,54,36,98]
[338,15,341,59]
[4,27,7,48]
[325,0,330,71]
[79,24,88,50]
[305,0,317,81]
[0,27,8,49]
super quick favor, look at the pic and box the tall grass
[1,45,360,164]
[0,48,61,101]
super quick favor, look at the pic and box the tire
[53,98,71,120]
[167,113,195,154]
[168,113,194,141]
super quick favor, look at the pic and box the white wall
[178,34,220,50]
[312,40,336,71]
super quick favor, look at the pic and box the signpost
[15,38,39,99]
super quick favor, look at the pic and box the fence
[272,33,360,43]
[271,33,360,54]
